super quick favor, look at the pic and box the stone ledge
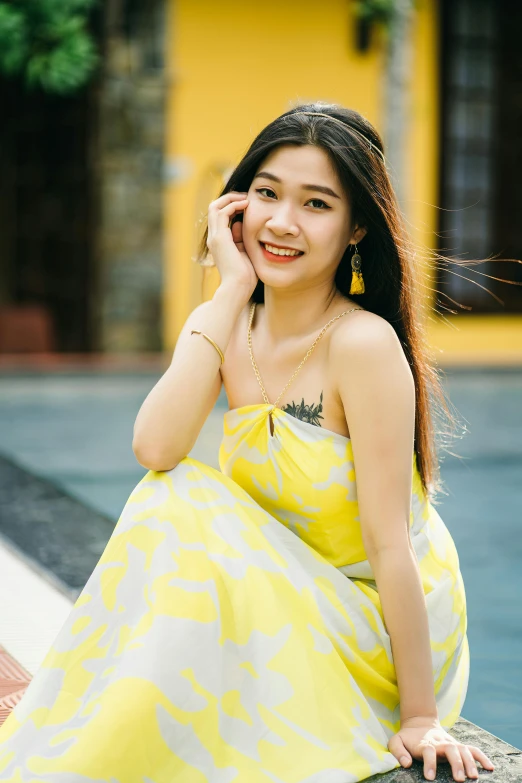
[0,454,115,599]
[368,718,522,781]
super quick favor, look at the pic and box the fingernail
[427,771,435,780]
[400,756,409,765]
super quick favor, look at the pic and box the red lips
[259,242,303,263]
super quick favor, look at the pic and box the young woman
[0,104,495,782]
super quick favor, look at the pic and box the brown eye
[256,187,276,198]
[256,188,330,210]
[307,198,330,210]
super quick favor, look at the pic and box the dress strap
[247,301,363,409]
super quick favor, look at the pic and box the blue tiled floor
[0,368,520,747]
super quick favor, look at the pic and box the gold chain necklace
[247,301,363,415]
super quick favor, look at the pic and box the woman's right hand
[206,191,258,298]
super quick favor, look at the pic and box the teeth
[264,243,301,257]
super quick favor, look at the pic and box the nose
[264,201,300,236]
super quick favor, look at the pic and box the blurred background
[0,0,520,749]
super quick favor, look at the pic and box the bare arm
[133,188,258,472]
[132,283,249,471]
[331,314,437,723]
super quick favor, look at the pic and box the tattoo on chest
[281,391,324,427]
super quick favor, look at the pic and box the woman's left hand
[388,716,495,780]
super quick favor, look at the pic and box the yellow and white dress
[0,305,469,783]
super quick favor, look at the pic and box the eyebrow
[253,170,341,200]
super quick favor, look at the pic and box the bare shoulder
[329,309,413,383]
[330,308,402,354]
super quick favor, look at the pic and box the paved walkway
[0,368,520,750]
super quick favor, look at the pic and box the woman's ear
[351,226,368,244]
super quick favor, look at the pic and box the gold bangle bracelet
[190,330,225,365]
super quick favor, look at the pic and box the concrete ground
[0,368,520,749]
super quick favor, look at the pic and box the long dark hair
[197,101,514,501]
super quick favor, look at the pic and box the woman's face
[242,144,364,291]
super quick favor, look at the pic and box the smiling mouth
[259,241,304,259]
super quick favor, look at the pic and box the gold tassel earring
[349,243,365,295]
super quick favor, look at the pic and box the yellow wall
[427,315,522,366]
[409,0,440,316]
[164,0,522,364]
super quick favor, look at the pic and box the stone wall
[94,0,166,352]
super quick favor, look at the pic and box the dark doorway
[492,0,522,311]
[437,0,522,314]
[0,77,98,352]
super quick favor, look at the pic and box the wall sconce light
[352,0,397,53]
[355,16,373,52]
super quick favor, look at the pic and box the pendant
[268,408,275,436]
